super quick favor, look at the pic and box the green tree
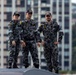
[72,23,76,70]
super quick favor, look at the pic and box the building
[72,3,76,25]
[0,0,72,71]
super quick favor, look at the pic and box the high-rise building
[0,0,72,71]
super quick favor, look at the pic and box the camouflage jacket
[38,20,63,43]
[8,20,23,42]
[21,19,41,42]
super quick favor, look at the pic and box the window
[64,3,69,14]
[4,34,8,36]
[46,0,50,4]
[64,33,69,44]
[53,2,56,7]
[34,0,38,6]
[59,47,62,51]
[59,2,62,7]
[46,7,50,11]
[64,49,69,51]
[41,0,46,3]
[59,55,62,66]
[41,15,45,18]
[64,0,69,3]
[7,0,12,5]
[73,14,76,19]
[64,16,69,29]
[53,0,56,2]
[59,7,62,14]
[16,0,25,7]
[4,0,12,7]
[41,7,50,11]
[53,7,56,14]
[64,56,69,59]
[41,0,50,4]
[20,0,25,7]
[64,61,69,66]
[4,12,12,21]
[59,16,62,22]
[34,8,38,13]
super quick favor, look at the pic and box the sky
[72,0,76,3]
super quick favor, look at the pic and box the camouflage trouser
[8,42,20,68]
[22,41,39,68]
[44,42,59,73]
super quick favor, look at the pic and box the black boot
[55,69,59,74]
[24,63,30,68]
[34,63,39,68]
[13,63,18,68]
[54,67,59,74]
[8,63,12,69]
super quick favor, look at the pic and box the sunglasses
[28,12,32,14]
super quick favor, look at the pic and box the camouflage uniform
[38,20,63,73]
[22,19,40,68]
[8,20,23,68]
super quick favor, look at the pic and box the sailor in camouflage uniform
[8,11,25,68]
[22,10,41,68]
[38,12,63,73]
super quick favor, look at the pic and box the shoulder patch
[20,21,22,24]
[20,20,25,25]
[44,24,46,29]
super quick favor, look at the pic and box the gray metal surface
[0,68,58,75]
[23,68,58,75]
[0,69,25,75]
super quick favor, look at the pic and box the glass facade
[0,0,72,70]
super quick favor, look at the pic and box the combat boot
[8,63,12,69]
[13,63,18,68]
